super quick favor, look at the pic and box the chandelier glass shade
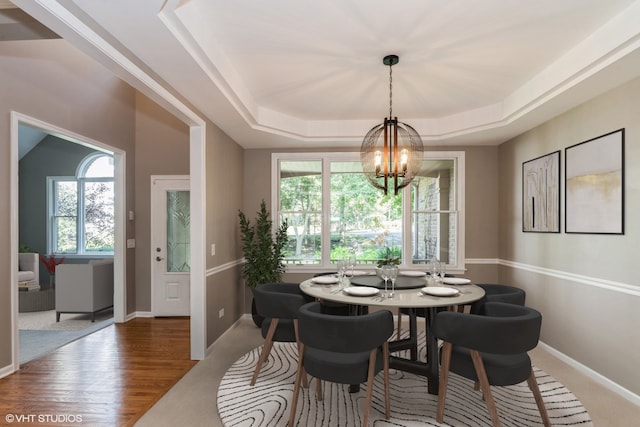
[360,55,424,195]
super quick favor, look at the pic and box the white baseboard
[123,311,153,322]
[0,363,15,380]
[539,340,640,407]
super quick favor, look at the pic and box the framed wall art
[565,129,624,234]
[522,150,560,232]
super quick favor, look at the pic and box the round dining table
[299,274,485,394]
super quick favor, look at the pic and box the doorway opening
[11,112,126,367]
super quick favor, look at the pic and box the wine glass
[388,266,398,299]
[439,262,447,283]
[380,266,390,297]
[348,256,356,277]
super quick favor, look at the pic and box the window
[48,153,115,255]
[272,152,465,271]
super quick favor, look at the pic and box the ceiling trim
[161,0,640,145]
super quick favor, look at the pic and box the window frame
[47,153,115,258]
[272,151,465,273]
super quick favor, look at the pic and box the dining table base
[388,307,440,395]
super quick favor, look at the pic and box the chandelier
[360,55,424,195]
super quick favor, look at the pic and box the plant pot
[251,298,264,328]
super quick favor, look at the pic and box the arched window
[48,153,115,255]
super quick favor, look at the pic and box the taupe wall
[242,146,502,310]
[204,120,245,345]
[498,76,640,396]
[133,92,190,313]
[1,39,136,368]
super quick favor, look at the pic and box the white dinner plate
[311,276,339,284]
[400,270,427,277]
[348,270,369,277]
[420,286,460,297]
[343,286,379,297]
[443,277,471,285]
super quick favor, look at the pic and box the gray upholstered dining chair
[250,282,313,386]
[469,283,526,314]
[288,301,394,427]
[433,301,551,427]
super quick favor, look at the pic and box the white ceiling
[12,0,640,149]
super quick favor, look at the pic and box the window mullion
[402,183,412,267]
[77,179,85,254]
[321,158,332,266]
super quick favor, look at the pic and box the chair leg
[316,378,323,401]
[250,318,279,386]
[436,342,452,424]
[362,348,377,427]
[293,319,309,389]
[527,370,551,427]
[470,350,501,427]
[288,345,305,427]
[383,342,390,419]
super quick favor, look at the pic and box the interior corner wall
[498,76,640,397]
[204,120,244,346]
[133,92,190,313]
[0,39,136,371]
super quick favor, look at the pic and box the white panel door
[151,176,190,316]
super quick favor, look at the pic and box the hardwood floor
[1,317,196,427]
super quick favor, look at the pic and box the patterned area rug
[19,309,114,364]
[218,334,593,426]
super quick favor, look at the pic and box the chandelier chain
[388,63,393,119]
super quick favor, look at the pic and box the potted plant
[238,200,289,326]
[39,253,65,289]
[376,246,400,268]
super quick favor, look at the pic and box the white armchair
[18,253,40,291]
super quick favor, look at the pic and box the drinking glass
[430,259,441,284]
[388,266,398,298]
[337,260,347,287]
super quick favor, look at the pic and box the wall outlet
[126,239,136,248]
[218,308,224,318]
[211,243,216,256]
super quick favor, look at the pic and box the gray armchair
[470,283,526,314]
[250,283,313,386]
[433,301,550,426]
[288,301,394,427]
